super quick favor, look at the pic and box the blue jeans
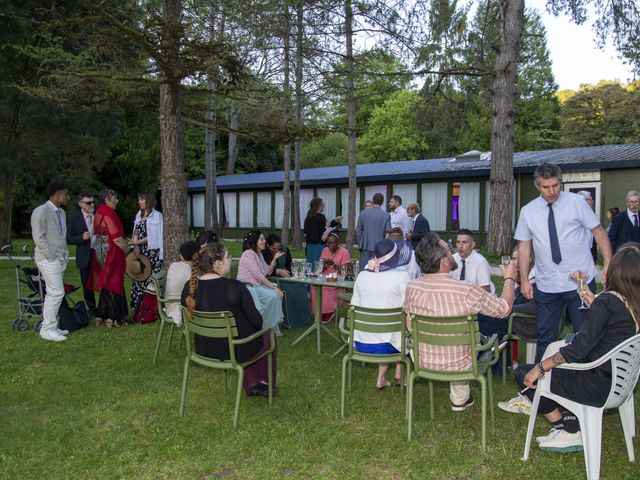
[534,279,595,362]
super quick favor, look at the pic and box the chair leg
[579,408,603,480]
[619,397,636,461]
[522,390,542,461]
[233,369,244,430]
[407,374,414,441]
[153,316,166,365]
[267,353,273,407]
[479,376,487,452]
[429,381,434,420]
[341,356,349,418]
[223,370,228,394]
[501,344,508,384]
[167,323,175,352]
[487,371,494,422]
[179,357,190,416]
[347,360,353,392]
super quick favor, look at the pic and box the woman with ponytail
[237,230,285,336]
[181,241,277,397]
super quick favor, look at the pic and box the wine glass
[336,264,345,281]
[315,259,324,277]
[501,255,511,267]
[302,261,310,278]
[576,271,589,310]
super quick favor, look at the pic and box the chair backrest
[347,305,405,355]
[150,269,168,300]
[181,308,240,364]
[604,333,640,409]
[409,314,480,377]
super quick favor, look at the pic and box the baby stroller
[2,244,83,331]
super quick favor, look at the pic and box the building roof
[188,143,640,192]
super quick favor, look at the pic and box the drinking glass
[302,261,310,278]
[315,259,324,277]
[336,264,345,281]
[576,271,589,310]
[501,255,511,267]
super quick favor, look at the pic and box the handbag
[95,216,109,267]
[58,301,89,332]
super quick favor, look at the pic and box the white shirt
[390,205,411,235]
[134,208,164,260]
[450,250,495,293]
[84,212,96,248]
[515,191,600,293]
[627,208,639,225]
[164,261,192,325]
[350,269,411,350]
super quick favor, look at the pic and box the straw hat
[125,252,152,282]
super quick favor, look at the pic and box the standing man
[67,193,97,318]
[405,202,431,249]
[31,181,71,342]
[515,163,612,362]
[450,228,494,293]
[389,195,410,236]
[608,190,640,253]
[356,192,391,271]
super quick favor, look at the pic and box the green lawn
[0,245,637,479]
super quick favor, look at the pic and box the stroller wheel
[12,319,29,331]
[35,320,43,333]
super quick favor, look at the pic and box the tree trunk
[204,1,219,234]
[291,0,304,249]
[281,1,292,246]
[344,0,357,250]
[227,102,239,175]
[486,0,524,254]
[159,0,188,263]
[0,166,16,245]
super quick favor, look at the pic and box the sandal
[376,379,391,390]
[95,317,103,327]
[105,319,113,328]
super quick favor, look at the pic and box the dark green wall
[602,169,638,225]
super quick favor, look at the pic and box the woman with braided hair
[180,241,277,397]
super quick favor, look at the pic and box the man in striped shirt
[403,232,517,411]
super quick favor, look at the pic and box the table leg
[315,285,323,353]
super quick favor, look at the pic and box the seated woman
[500,243,640,452]
[164,240,199,326]
[237,230,285,335]
[350,239,413,389]
[263,233,313,329]
[310,231,351,323]
[181,241,277,397]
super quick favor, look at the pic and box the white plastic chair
[522,334,640,480]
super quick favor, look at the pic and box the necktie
[634,214,639,228]
[55,209,63,235]
[548,203,562,264]
[86,214,93,230]
[460,259,466,281]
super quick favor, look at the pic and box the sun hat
[365,239,412,272]
[125,251,152,282]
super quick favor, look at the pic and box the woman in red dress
[88,189,129,327]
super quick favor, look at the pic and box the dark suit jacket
[356,206,391,251]
[608,211,640,253]
[410,214,431,249]
[67,211,92,269]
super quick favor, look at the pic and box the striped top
[403,273,511,371]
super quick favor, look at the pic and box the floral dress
[130,218,162,312]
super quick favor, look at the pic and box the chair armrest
[553,359,607,371]
[233,326,275,345]
[507,311,535,336]
[477,334,498,352]
[338,316,351,337]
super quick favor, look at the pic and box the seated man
[403,233,517,411]
[450,228,494,293]
[164,240,199,326]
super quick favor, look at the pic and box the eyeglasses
[81,201,94,205]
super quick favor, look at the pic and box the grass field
[0,242,638,479]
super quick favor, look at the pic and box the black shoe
[450,394,474,412]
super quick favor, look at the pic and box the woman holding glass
[237,230,285,335]
[303,197,342,264]
[310,231,351,323]
[500,243,640,453]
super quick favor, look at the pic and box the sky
[527,0,637,91]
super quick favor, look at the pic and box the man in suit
[608,190,640,253]
[356,192,391,271]
[31,181,71,342]
[67,193,97,317]
[405,202,431,249]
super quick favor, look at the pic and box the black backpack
[58,300,89,332]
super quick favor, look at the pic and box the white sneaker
[56,328,70,336]
[538,429,583,452]
[498,394,532,415]
[536,427,559,443]
[40,329,67,342]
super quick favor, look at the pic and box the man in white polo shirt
[388,195,410,236]
[450,228,494,293]
[515,162,612,362]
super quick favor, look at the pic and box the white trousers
[36,258,67,332]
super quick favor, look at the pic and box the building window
[392,184,417,208]
[222,192,237,228]
[458,182,480,230]
[256,191,272,228]
[340,187,361,226]
[421,182,447,231]
[238,192,253,228]
[317,187,337,221]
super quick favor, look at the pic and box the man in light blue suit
[31,181,71,342]
[356,192,391,271]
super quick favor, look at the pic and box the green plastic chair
[179,309,276,429]
[501,306,568,383]
[149,269,183,365]
[340,305,410,418]
[331,292,353,358]
[406,314,499,451]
